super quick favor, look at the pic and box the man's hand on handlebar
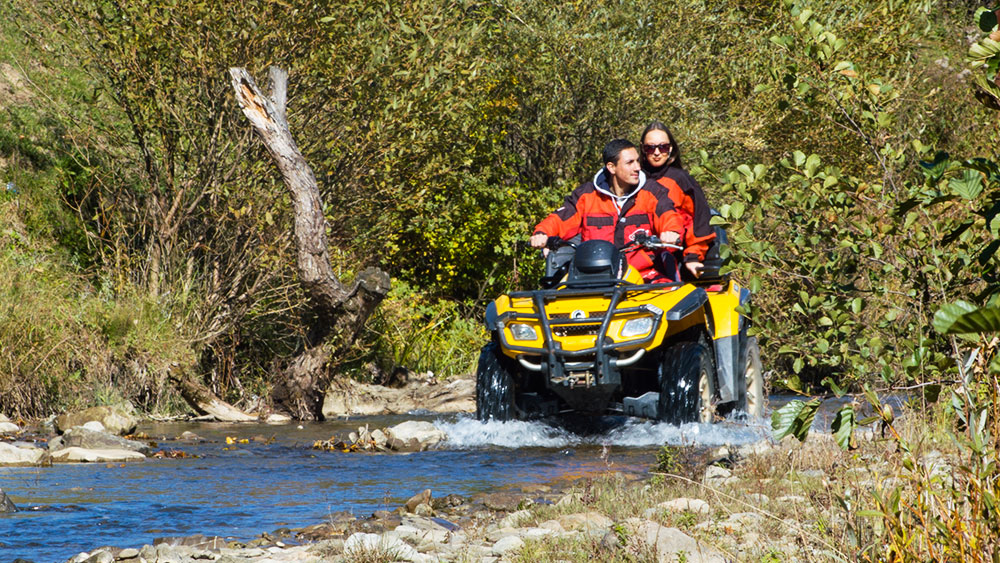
[661,231,681,245]
[529,233,549,249]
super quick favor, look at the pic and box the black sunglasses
[642,143,671,155]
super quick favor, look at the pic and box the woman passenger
[639,121,715,279]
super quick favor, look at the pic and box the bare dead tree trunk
[229,66,391,420]
[168,368,256,421]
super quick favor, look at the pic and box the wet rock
[431,493,465,510]
[492,535,524,555]
[413,503,434,517]
[354,511,403,534]
[385,421,447,452]
[265,413,292,423]
[405,489,433,513]
[295,522,347,541]
[48,427,152,455]
[480,492,528,512]
[56,406,138,436]
[0,442,46,466]
[50,447,145,463]
[0,487,17,512]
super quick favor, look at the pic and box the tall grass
[361,281,485,381]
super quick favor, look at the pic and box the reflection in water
[0,413,769,562]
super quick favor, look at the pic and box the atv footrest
[623,392,659,419]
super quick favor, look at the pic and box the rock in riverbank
[48,426,152,455]
[313,420,449,453]
[55,406,138,436]
[0,442,46,465]
[0,413,19,434]
[0,487,17,512]
[49,447,145,463]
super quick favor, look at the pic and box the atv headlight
[621,317,654,338]
[509,323,538,341]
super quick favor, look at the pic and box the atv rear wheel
[743,337,765,418]
[658,335,717,424]
[476,342,516,422]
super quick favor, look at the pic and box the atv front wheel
[475,342,516,422]
[742,337,765,418]
[658,335,717,424]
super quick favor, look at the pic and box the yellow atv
[476,233,764,424]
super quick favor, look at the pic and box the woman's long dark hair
[640,120,683,169]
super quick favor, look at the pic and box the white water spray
[436,415,770,449]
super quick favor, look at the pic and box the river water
[0,413,769,563]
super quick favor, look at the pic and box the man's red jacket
[533,169,684,281]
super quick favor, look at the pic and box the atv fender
[708,284,752,403]
[484,301,498,331]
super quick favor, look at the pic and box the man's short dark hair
[602,139,636,165]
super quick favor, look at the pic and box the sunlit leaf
[948,169,984,200]
[771,398,822,442]
[822,376,846,398]
[830,404,856,450]
[933,301,1000,334]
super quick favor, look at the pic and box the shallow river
[0,413,770,563]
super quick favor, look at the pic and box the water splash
[437,418,583,448]
[436,415,769,449]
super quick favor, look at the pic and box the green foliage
[3,0,1000,414]
[771,398,822,442]
[933,301,1000,334]
[652,444,683,474]
[362,281,485,380]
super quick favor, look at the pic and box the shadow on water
[0,411,771,562]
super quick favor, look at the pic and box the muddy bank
[321,375,475,418]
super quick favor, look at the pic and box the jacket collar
[593,168,645,203]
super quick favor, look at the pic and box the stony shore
[1,401,879,563]
[1,381,935,562]
[38,432,868,563]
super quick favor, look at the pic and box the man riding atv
[530,139,688,283]
[475,140,765,425]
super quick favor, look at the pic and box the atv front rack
[496,281,709,387]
